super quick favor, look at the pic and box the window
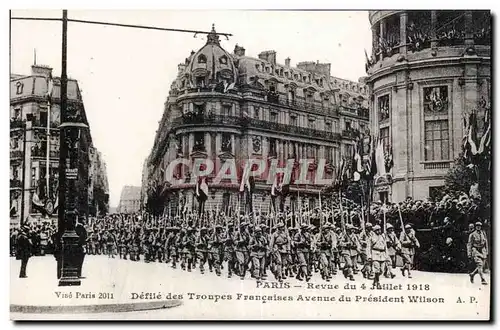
[14,108,21,120]
[380,127,390,154]
[221,133,232,152]
[194,103,205,116]
[222,105,231,117]
[222,192,231,214]
[424,86,448,114]
[193,132,205,152]
[360,123,366,134]
[424,120,449,161]
[196,76,205,87]
[253,107,260,119]
[290,115,297,126]
[269,84,276,93]
[325,121,332,132]
[325,147,333,163]
[40,111,48,127]
[333,120,339,133]
[345,144,354,158]
[269,138,277,157]
[345,120,352,131]
[378,95,390,121]
[198,54,207,63]
[219,55,228,64]
[308,118,315,129]
[270,112,278,123]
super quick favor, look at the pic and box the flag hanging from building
[196,176,208,201]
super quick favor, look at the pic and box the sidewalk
[10,255,182,315]
[10,255,490,320]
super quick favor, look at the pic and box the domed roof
[186,24,237,84]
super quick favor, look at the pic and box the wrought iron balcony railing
[10,150,23,158]
[172,114,342,142]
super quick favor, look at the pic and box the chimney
[258,50,277,65]
[31,65,52,78]
[234,44,246,56]
[285,57,291,67]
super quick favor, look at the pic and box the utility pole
[58,9,88,286]
[20,120,30,227]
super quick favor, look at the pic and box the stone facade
[9,65,107,226]
[365,10,491,202]
[117,186,142,214]
[144,26,370,216]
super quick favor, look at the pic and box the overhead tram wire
[10,16,233,39]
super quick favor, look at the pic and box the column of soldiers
[83,213,427,287]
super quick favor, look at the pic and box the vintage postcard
[9,9,491,320]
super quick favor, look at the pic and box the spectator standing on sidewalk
[16,225,32,278]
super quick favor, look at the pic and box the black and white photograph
[8,8,491,320]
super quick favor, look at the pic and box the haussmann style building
[365,10,491,202]
[144,26,370,215]
[9,64,109,227]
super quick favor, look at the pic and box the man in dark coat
[17,225,32,278]
[52,230,63,279]
[75,218,88,278]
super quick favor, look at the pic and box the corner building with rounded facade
[365,10,491,202]
[146,26,370,215]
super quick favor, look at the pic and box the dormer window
[198,54,207,64]
[196,76,205,87]
[255,64,261,71]
[219,55,228,64]
[294,74,298,80]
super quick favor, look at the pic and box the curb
[11,300,183,314]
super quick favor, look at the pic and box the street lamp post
[58,9,88,286]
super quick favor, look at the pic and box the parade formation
[68,185,489,288]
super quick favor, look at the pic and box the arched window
[219,55,228,64]
[198,54,207,64]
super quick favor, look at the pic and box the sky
[10,10,372,207]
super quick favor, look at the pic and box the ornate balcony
[31,149,59,158]
[10,150,23,159]
[265,92,340,117]
[10,119,24,129]
[171,114,342,142]
[341,128,361,140]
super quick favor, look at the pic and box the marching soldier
[210,225,225,276]
[248,225,268,281]
[316,223,333,281]
[269,222,289,282]
[236,222,250,280]
[294,223,312,282]
[359,223,374,279]
[330,226,341,275]
[384,223,399,278]
[224,223,237,278]
[182,227,196,272]
[400,224,420,278]
[339,224,360,281]
[196,227,210,274]
[467,221,488,285]
[366,225,387,288]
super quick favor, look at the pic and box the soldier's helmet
[386,223,394,230]
[254,226,262,232]
[301,223,309,230]
[366,223,373,229]
[404,224,412,229]
[200,227,208,232]
[277,222,285,229]
[215,225,223,230]
[475,221,482,227]
[373,225,381,231]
